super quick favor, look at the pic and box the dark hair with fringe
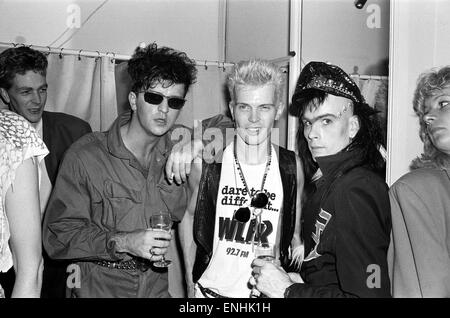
[127,43,197,95]
[294,89,386,186]
[411,65,450,170]
[0,46,48,89]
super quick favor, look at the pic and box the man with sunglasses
[179,59,303,298]
[42,43,197,297]
[250,62,391,298]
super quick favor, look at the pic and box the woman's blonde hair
[411,66,450,169]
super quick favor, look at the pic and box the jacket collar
[315,147,365,180]
[443,165,450,180]
[106,110,170,161]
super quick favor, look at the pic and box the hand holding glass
[251,243,276,298]
[150,211,173,267]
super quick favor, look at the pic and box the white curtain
[0,47,117,131]
[354,78,389,142]
[353,78,388,109]
[45,53,117,131]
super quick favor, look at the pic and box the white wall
[225,0,289,62]
[0,0,221,60]
[302,0,389,76]
[0,0,68,45]
[387,0,450,185]
[225,0,290,147]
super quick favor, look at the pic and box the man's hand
[287,272,304,284]
[112,229,172,261]
[250,258,295,298]
[165,138,203,185]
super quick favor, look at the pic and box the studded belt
[197,283,229,298]
[94,258,152,272]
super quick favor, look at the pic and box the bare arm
[6,158,43,298]
[165,122,202,185]
[166,115,234,184]
[179,158,202,297]
[290,154,305,270]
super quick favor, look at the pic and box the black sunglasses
[141,91,186,110]
[233,191,269,223]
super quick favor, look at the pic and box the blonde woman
[388,66,450,297]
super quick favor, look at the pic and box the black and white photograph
[0,0,448,311]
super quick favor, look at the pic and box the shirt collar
[33,118,43,137]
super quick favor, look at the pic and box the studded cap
[291,61,366,109]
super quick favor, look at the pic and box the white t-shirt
[197,142,283,298]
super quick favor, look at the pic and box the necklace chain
[233,137,272,201]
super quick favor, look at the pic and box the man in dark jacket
[0,46,92,298]
[251,61,392,298]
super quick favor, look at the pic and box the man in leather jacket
[178,59,303,298]
[251,61,392,298]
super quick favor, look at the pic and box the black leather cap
[291,61,367,115]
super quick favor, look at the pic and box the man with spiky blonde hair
[180,59,303,298]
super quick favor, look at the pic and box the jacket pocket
[156,180,187,222]
[101,180,143,231]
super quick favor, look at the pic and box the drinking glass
[150,210,173,267]
[254,243,276,262]
[250,243,276,298]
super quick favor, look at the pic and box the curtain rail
[269,51,296,67]
[0,42,296,69]
[350,74,388,80]
[0,42,235,67]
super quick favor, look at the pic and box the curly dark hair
[127,43,197,95]
[0,46,48,89]
[294,89,386,186]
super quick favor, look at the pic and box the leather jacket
[192,145,298,282]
